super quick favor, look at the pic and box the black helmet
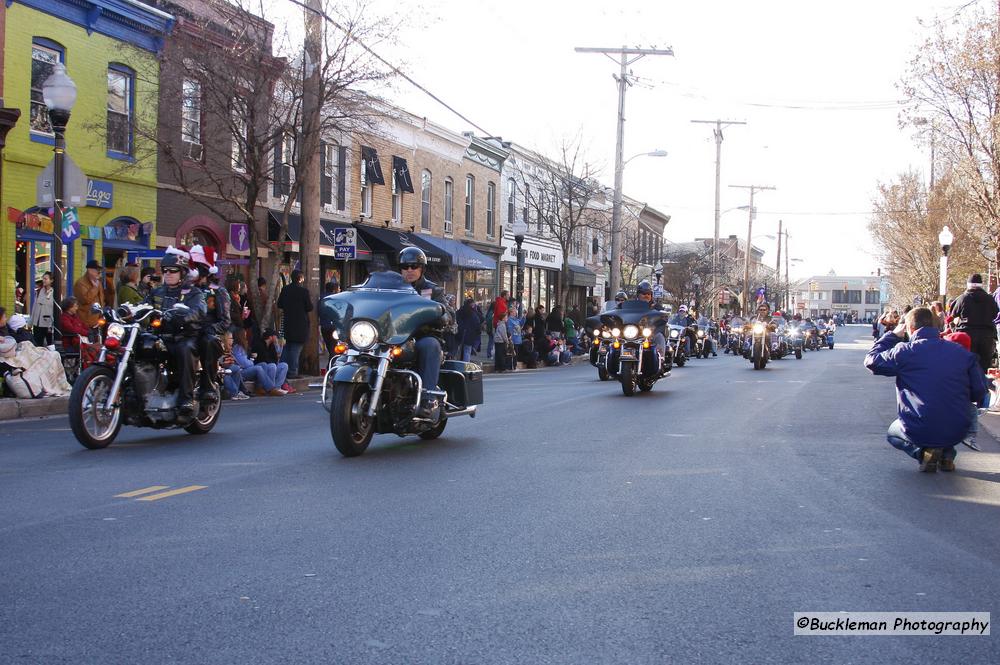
[399,246,427,268]
[636,280,653,296]
[161,252,189,273]
[614,290,627,302]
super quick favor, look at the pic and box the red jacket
[60,312,90,343]
[492,297,508,328]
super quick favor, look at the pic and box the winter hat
[188,244,219,275]
[945,331,972,352]
[8,314,28,331]
[968,273,984,289]
[0,336,15,356]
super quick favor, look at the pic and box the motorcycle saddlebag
[439,360,483,407]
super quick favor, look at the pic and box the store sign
[500,236,562,269]
[86,180,113,208]
[230,223,250,252]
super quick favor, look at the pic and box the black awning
[268,211,372,260]
[354,225,450,265]
[568,263,598,287]
[268,211,302,242]
[392,156,414,193]
[360,146,385,186]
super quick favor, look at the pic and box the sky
[269,0,978,282]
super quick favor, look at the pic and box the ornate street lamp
[42,62,77,309]
[939,225,953,306]
[512,217,528,311]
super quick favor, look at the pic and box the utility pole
[784,227,790,311]
[729,184,775,314]
[299,0,323,375]
[691,119,744,318]
[575,45,673,297]
[775,218,782,308]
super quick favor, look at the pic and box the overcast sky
[271,0,975,281]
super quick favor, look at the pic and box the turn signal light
[334,342,348,355]
[592,338,600,346]
[97,318,106,327]
[612,341,621,349]
[643,340,651,349]
[151,318,162,329]
[391,346,403,358]
[104,337,121,350]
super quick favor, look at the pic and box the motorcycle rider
[398,246,448,418]
[744,303,774,356]
[695,310,717,357]
[144,246,207,416]
[189,245,229,401]
[634,280,668,370]
[674,304,697,356]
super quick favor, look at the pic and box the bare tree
[518,138,609,311]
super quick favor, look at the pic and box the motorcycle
[803,323,820,351]
[319,271,482,457]
[785,324,805,359]
[600,301,670,396]
[769,316,789,360]
[747,321,772,370]
[68,303,223,449]
[667,324,689,367]
[585,313,612,381]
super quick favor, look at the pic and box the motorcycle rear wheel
[69,365,122,449]
[675,353,687,367]
[185,394,222,435]
[330,383,375,457]
[418,418,447,440]
[795,348,802,360]
[620,366,637,396]
[638,377,655,392]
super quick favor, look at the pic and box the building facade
[1,0,172,314]
[791,273,889,322]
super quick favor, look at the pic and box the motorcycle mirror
[91,303,102,314]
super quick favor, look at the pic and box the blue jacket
[864,327,988,446]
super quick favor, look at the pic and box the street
[2,326,999,664]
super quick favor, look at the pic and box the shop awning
[418,235,497,270]
[354,225,450,264]
[568,263,598,287]
[267,211,372,261]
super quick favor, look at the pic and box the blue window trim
[14,0,175,55]
[107,62,135,159]
[30,37,65,144]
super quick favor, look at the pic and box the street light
[610,149,668,299]
[939,225,953,305]
[42,62,77,310]
[512,217,528,309]
[691,273,701,310]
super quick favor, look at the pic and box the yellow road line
[135,485,208,502]
[115,485,171,498]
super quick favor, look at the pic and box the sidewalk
[0,375,318,422]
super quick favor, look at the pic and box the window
[507,178,516,227]
[486,181,496,238]
[30,39,63,135]
[444,177,454,234]
[181,78,202,160]
[522,184,530,226]
[391,166,402,225]
[106,65,133,157]
[420,170,432,230]
[273,131,294,197]
[320,141,337,207]
[833,289,862,304]
[864,289,880,304]
[360,157,372,217]
[537,208,543,234]
[464,175,475,234]
[232,101,247,172]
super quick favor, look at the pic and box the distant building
[791,272,888,321]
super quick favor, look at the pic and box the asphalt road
[2,326,999,664]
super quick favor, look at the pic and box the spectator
[277,269,313,379]
[532,305,548,348]
[0,306,10,338]
[864,306,988,472]
[231,328,284,397]
[586,297,600,318]
[456,297,483,363]
[116,265,143,306]
[137,266,157,300]
[7,314,32,344]
[540,332,560,366]
[568,304,584,329]
[58,298,90,346]
[219,331,250,400]
[489,290,508,359]
[546,305,564,336]
[251,277,274,333]
[251,328,292,394]
[930,301,946,331]
[563,312,581,353]
[507,308,524,370]
[949,273,999,372]
[29,272,55,347]
[73,260,107,328]
[441,294,459,359]
[494,310,511,372]
[519,324,539,369]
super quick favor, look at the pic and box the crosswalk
[114,485,207,502]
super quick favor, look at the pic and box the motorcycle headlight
[752,323,765,334]
[601,330,611,339]
[642,327,652,338]
[670,329,679,339]
[697,330,705,338]
[611,327,621,338]
[106,323,126,340]
[623,325,640,340]
[349,321,379,349]
[788,329,799,337]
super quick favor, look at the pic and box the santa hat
[188,244,219,275]
[203,246,219,274]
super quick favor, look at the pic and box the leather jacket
[145,283,206,336]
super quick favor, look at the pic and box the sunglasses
[163,267,182,274]
[400,263,421,270]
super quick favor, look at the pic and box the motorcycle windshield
[318,271,445,345]
[599,300,668,328]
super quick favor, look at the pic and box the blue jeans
[886,419,958,462]
[242,364,274,391]
[462,344,474,362]
[256,362,288,389]
[416,336,442,391]
[281,342,304,377]
[223,366,243,395]
[486,331,494,358]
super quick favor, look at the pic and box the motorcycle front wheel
[69,365,123,449]
[620,365,637,396]
[795,347,802,360]
[598,366,609,381]
[330,383,375,457]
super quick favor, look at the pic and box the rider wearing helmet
[398,247,449,418]
[634,280,667,366]
[614,290,627,309]
[675,303,697,355]
[144,246,207,416]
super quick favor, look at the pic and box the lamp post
[42,62,77,310]
[512,217,528,310]
[609,149,667,299]
[692,273,701,311]
[939,225,953,306]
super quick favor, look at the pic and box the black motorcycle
[746,320,771,370]
[68,303,222,449]
[319,271,482,457]
[600,301,670,396]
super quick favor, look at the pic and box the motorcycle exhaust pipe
[445,405,477,419]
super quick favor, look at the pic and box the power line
[283,0,493,136]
